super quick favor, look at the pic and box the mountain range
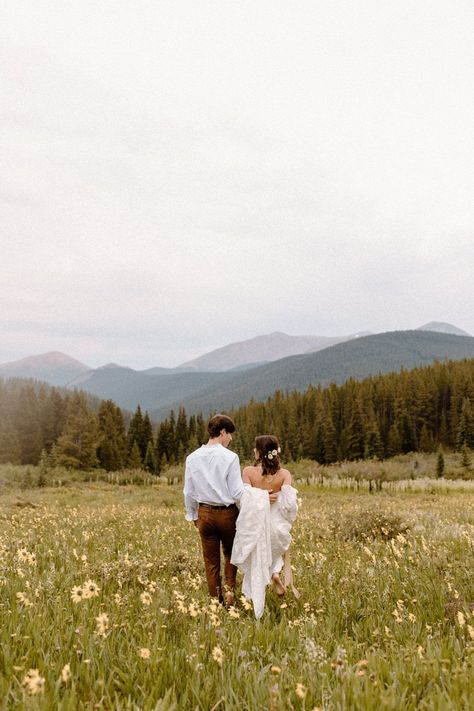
[1,323,473,419]
[177,331,371,371]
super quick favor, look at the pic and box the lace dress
[231,483,298,618]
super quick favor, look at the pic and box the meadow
[1,463,474,710]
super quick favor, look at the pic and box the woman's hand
[268,490,278,504]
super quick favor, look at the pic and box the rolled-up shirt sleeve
[183,460,198,521]
[226,455,244,504]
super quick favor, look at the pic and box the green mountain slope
[151,330,474,418]
[66,365,231,412]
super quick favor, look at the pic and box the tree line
[0,379,207,471]
[230,359,474,463]
[1,358,473,471]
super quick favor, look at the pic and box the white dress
[231,483,298,619]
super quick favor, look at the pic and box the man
[184,413,243,605]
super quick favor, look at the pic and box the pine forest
[1,358,474,472]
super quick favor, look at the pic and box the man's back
[184,443,243,521]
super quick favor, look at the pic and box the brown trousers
[196,504,238,602]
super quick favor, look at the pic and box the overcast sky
[1,0,473,369]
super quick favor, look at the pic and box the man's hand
[268,490,278,504]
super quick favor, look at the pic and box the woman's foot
[224,590,235,607]
[272,573,286,596]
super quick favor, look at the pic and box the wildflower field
[1,469,474,710]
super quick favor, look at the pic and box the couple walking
[183,414,298,618]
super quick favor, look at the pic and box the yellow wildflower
[82,580,100,599]
[22,669,45,695]
[212,645,224,666]
[295,683,307,699]
[95,612,109,637]
[16,592,33,608]
[70,586,84,604]
[140,591,152,606]
[188,601,200,617]
[61,664,71,683]
[240,595,252,611]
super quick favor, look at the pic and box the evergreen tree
[436,447,445,478]
[387,424,402,457]
[460,442,471,470]
[365,419,384,459]
[0,425,21,464]
[167,410,177,463]
[345,399,366,460]
[49,443,59,468]
[38,387,66,452]
[310,419,324,464]
[144,441,157,473]
[142,413,154,459]
[456,398,474,450]
[322,412,338,463]
[418,424,434,453]
[195,413,207,445]
[14,386,43,464]
[128,441,143,469]
[186,433,199,456]
[155,419,171,463]
[97,400,127,471]
[175,406,189,455]
[56,392,100,469]
[398,411,417,453]
[127,406,144,461]
[39,449,49,477]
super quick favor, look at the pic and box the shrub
[332,507,409,541]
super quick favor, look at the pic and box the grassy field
[1,467,474,709]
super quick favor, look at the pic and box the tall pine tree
[56,392,100,469]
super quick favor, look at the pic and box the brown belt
[198,503,236,510]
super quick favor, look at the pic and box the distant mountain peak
[416,322,470,337]
[98,362,127,370]
[0,351,90,387]
[178,331,369,372]
[0,351,89,369]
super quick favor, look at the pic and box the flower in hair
[267,449,279,460]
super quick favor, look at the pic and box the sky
[1,0,473,369]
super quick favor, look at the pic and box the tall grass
[0,470,473,709]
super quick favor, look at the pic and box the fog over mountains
[1,323,473,420]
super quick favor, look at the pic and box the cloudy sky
[2,0,473,369]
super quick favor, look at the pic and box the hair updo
[254,435,281,476]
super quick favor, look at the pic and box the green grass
[1,471,474,709]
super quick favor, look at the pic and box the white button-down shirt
[183,444,244,521]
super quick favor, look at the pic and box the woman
[231,435,299,618]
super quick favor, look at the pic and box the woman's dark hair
[254,434,281,475]
[207,414,236,438]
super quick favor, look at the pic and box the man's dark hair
[207,414,236,438]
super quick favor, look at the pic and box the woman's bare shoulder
[242,465,259,473]
[242,465,259,482]
[279,468,292,484]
